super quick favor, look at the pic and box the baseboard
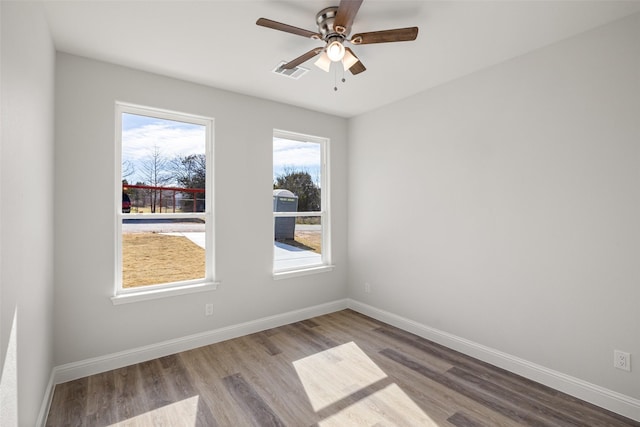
[347,299,640,422]
[36,370,56,427]
[39,298,348,426]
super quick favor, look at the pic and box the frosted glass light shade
[326,40,345,62]
[342,49,359,71]
[314,52,331,72]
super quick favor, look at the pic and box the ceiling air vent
[272,61,309,80]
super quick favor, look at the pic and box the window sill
[272,265,334,280]
[111,281,219,305]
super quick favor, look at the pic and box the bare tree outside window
[139,145,171,213]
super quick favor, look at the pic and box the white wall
[0,2,56,425]
[348,12,639,402]
[53,53,348,365]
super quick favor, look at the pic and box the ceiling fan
[256,0,419,76]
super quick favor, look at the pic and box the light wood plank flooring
[46,310,639,426]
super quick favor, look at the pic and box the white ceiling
[42,0,640,118]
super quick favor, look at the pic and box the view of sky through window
[273,137,321,187]
[121,113,206,186]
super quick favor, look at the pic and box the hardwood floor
[46,310,639,426]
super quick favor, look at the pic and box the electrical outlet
[205,303,214,316]
[364,282,371,293]
[614,350,631,372]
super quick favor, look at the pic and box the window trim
[272,129,333,277]
[113,102,218,304]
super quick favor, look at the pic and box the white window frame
[273,129,333,279]
[112,102,218,304]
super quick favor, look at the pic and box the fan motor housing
[316,6,343,40]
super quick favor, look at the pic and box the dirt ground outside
[122,230,321,288]
[281,230,322,253]
[122,233,205,288]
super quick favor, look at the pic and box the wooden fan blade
[345,47,366,75]
[281,48,323,69]
[351,27,419,44]
[256,18,321,39]
[334,0,363,34]
[350,61,366,75]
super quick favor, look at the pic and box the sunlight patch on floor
[108,396,199,426]
[319,383,439,427]
[293,341,387,411]
[293,341,439,426]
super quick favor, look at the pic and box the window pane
[122,113,206,213]
[274,216,322,271]
[273,137,321,212]
[122,217,206,288]
[118,107,211,291]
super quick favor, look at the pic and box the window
[113,103,216,303]
[273,130,332,277]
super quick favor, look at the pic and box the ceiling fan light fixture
[257,0,420,79]
[342,49,359,71]
[314,52,331,72]
[326,37,345,62]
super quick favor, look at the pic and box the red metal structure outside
[123,184,205,213]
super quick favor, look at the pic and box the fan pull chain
[333,66,347,92]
